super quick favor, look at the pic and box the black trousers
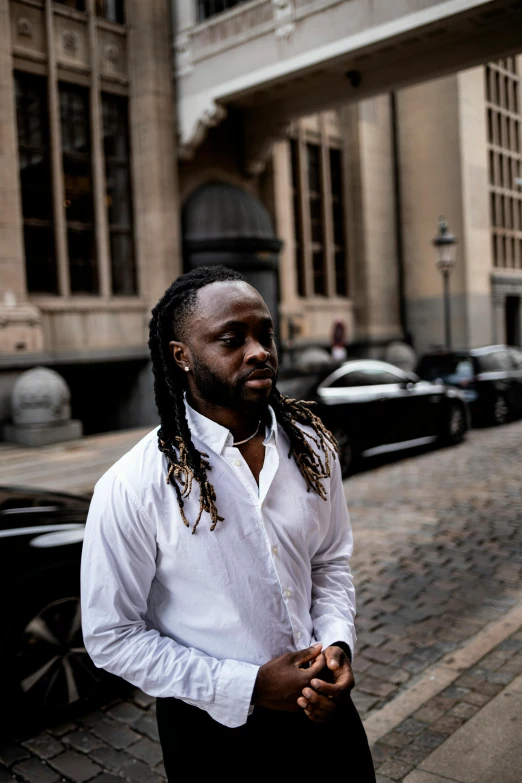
[157,695,376,780]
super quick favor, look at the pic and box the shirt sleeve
[80,469,259,728]
[310,456,357,660]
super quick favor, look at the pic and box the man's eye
[220,335,242,346]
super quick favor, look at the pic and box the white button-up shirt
[81,402,356,728]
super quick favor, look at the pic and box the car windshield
[417,356,474,384]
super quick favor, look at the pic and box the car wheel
[445,403,467,445]
[332,429,353,478]
[2,567,105,724]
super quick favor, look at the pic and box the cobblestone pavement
[0,420,521,782]
[348,419,522,720]
[372,626,522,782]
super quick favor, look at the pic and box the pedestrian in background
[81,265,375,780]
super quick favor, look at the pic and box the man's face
[170,281,278,410]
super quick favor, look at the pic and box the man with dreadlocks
[81,265,375,780]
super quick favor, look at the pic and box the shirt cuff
[211,659,260,728]
[317,622,356,663]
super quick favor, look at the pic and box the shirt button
[272,545,278,556]
[296,630,302,640]
[284,588,292,599]
[233,459,241,467]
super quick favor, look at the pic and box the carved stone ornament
[62,30,79,54]
[272,0,295,39]
[175,31,193,79]
[105,44,120,64]
[17,17,33,38]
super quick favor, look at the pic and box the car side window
[478,352,503,371]
[328,371,368,388]
[509,349,522,369]
[328,368,403,388]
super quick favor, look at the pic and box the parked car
[416,345,522,426]
[278,359,469,477]
[0,486,103,723]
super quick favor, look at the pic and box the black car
[278,359,468,477]
[0,486,103,722]
[416,345,522,426]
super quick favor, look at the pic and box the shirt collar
[185,398,278,455]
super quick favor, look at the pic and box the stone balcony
[174,0,522,171]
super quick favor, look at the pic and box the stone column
[127,0,181,310]
[341,96,402,347]
[0,0,43,352]
[271,140,299,331]
[397,68,493,354]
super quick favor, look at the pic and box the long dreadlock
[148,265,338,534]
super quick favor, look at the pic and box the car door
[508,348,522,413]
[317,364,391,452]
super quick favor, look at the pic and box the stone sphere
[11,367,71,426]
[385,341,417,373]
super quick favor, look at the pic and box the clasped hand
[252,643,354,722]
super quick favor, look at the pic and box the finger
[325,646,344,671]
[311,670,354,699]
[303,698,334,722]
[305,652,326,678]
[302,688,336,715]
[294,643,323,666]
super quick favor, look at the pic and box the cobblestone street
[1,420,521,782]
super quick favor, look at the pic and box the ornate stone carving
[175,31,193,78]
[272,0,295,39]
[17,17,33,38]
[105,44,120,64]
[62,30,79,54]
[178,100,227,160]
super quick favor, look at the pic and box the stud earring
[184,366,190,372]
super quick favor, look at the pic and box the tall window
[196,0,251,22]
[330,148,348,296]
[289,133,349,298]
[102,94,136,295]
[59,84,98,294]
[486,58,522,269]
[290,139,306,297]
[307,143,326,296]
[15,73,57,294]
[96,0,125,24]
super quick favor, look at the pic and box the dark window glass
[197,0,250,22]
[307,143,325,295]
[417,355,475,383]
[14,72,57,294]
[290,138,306,297]
[478,352,507,372]
[329,147,348,296]
[59,83,98,294]
[328,368,403,388]
[102,94,136,295]
[54,0,86,10]
[95,0,125,24]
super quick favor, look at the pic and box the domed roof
[11,367,71,426]
[183,181,281,253]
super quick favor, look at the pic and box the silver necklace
[232,420,262,447]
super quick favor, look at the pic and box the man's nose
[246,341,270,363]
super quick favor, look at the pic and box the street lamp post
[433,217,457,351]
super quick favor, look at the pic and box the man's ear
[169,340,191,373]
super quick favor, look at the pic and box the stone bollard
[3,367,83,447]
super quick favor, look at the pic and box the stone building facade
[1,0,521,436]
[0,0,180,433]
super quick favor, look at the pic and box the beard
[190,354,277,411]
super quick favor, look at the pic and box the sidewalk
[369,619,522,782]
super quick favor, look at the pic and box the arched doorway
[182,182,282,333]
